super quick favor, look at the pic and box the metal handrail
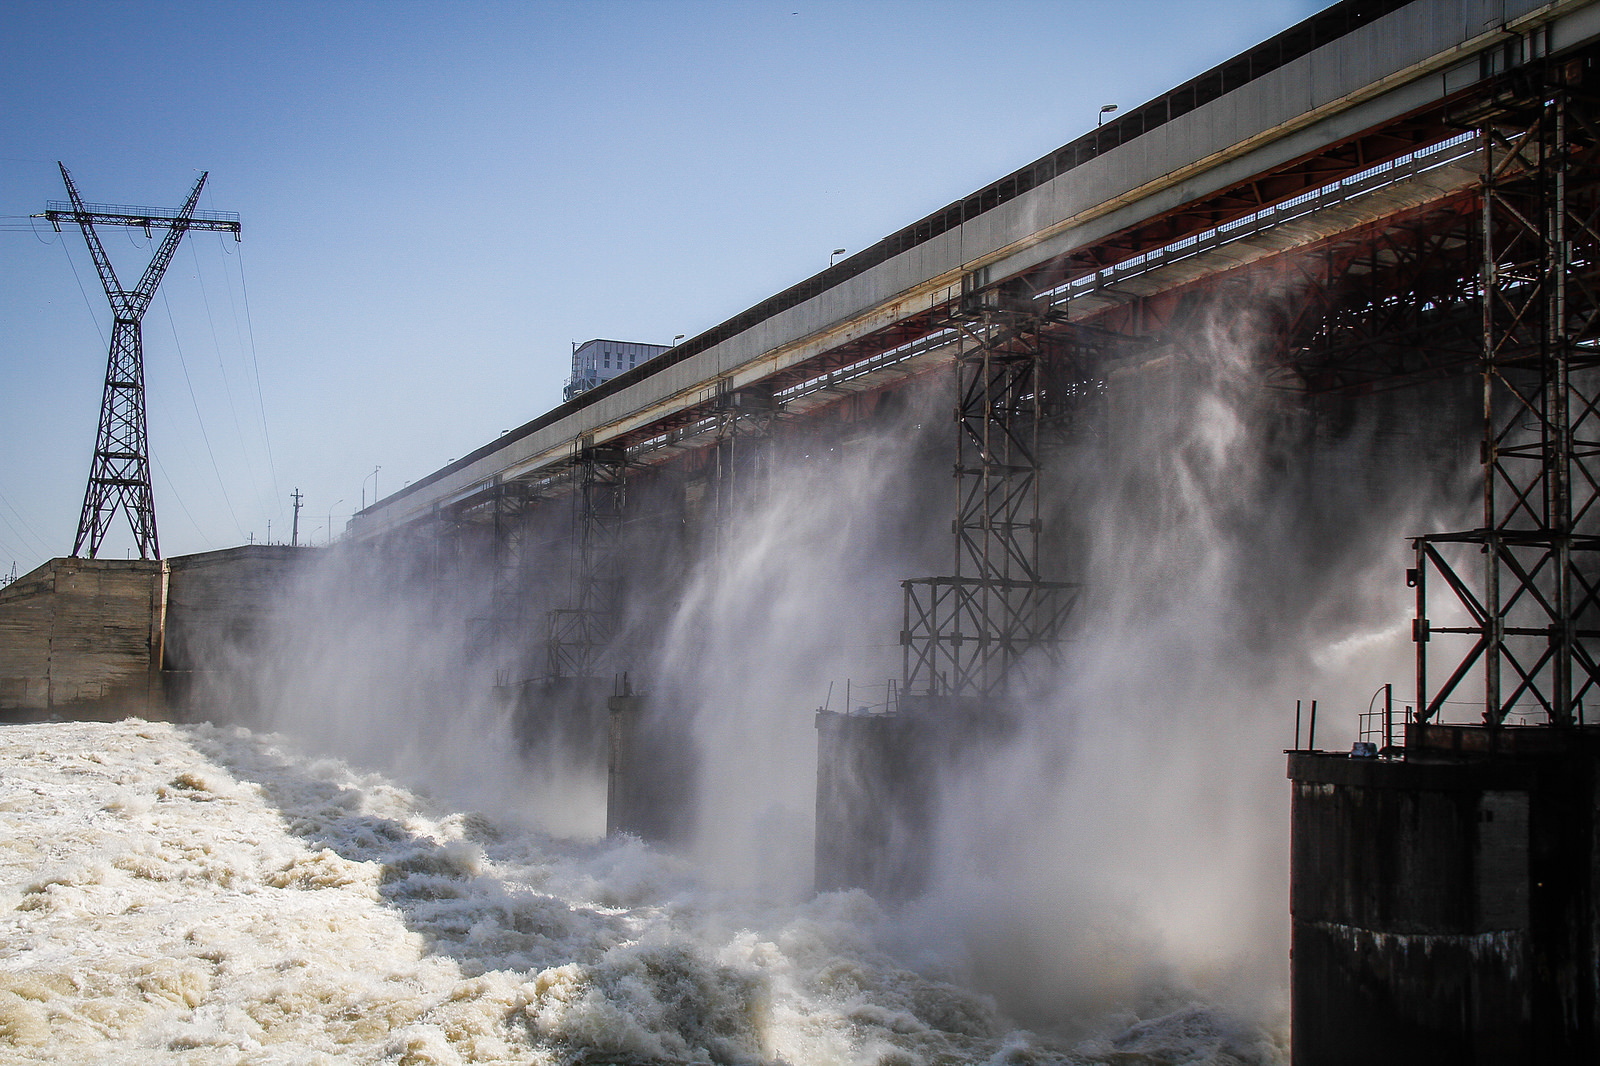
[44,200,241,225]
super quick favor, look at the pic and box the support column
[1414,68,1600,727]
[901,278,1084,699]
[548,438,627,681]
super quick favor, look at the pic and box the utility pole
[291,488,303,547]
[43,163,241,560]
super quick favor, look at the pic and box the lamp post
[327,499,343,545]
[361,465,380,510]
[1098,103,1118,126]
[830,247,847,266]
[671,334,685,346]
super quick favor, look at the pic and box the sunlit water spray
[895,312,1478,1038]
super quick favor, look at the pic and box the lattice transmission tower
[44,163,241,559]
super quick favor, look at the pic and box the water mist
[197,534,608,837]
[647,396,951,898]
[886,306,1480,1044]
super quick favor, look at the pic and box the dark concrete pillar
[813,695,1006,900]
[606,685,696,842]
[1287,725,1599,1065]
[510,675,610,771]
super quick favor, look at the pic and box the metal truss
[1415,69,1600,727]
[901,575,1081,698]
[1277,200,1483,393]
[47,164,240,559]
[547,439,627,679]
[901,283,1089,698]
[462,481,539,664]
[1073,192,1484,397]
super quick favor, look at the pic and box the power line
[187,238,263,516]
[0,483,53,558]
[151,451,213,547]
[162,288,246,539]
[58,239,107,348]
[232,239,280,509]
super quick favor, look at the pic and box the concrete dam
[7,1,1600,1060]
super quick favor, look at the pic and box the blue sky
[0,0,1320,572]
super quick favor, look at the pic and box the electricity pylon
[44,163,241,559]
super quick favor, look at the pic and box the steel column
[902,280,1085,698]
[1415,68,1600,726]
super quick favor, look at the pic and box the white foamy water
[0,718,1284,1064]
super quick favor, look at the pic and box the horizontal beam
[42,202,240,233]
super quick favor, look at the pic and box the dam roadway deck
[352,0,1600,539]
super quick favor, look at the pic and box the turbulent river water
[0,718,1286,1065]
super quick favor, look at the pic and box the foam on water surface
[0,719,1283,1064]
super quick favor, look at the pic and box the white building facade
[564,339,672,402]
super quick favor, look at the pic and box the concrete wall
[164,545,307,673]
[162,545,316,719]
[0,546,317,721]
[0,558,165,718]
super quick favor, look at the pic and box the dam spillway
[12,2,1600,1060]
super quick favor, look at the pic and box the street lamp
[361,465,380,510]
[830,247,847,266]
[671,334,685,346]
[1098,103,1119,126]
[327,499,343,545]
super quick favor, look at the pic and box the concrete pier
[0,558,166,718]
[503,675,610,771]
[814,696,1008,900]
[606,685,695,841]
[1288,724,1599,1064]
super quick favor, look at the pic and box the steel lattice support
[45,163,240,560]
[902,282,1086,698]
[547,440,627,679]
[463,482,539,669]
[1414,69,1600,726]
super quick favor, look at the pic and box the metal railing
[44,200,241,225]
[1045,131,1479,313]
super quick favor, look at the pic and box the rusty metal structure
[1414,64,1600,727]
[900,287,1086,699]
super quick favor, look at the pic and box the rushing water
[0,718,1286,1065]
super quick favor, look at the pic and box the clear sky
[0,0,1321,574]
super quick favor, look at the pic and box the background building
[564,339,671,401]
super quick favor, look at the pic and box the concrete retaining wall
[0,558,165,718]
[0,546,316,721]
